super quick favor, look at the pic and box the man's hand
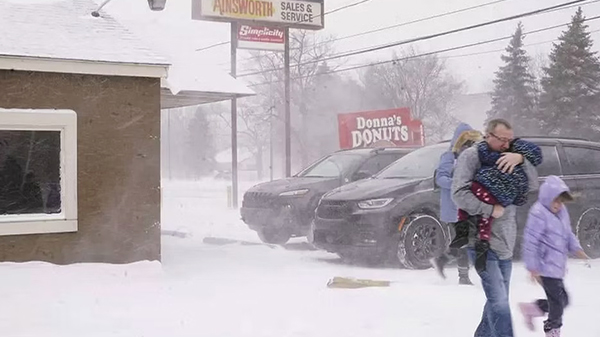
[529,271,542,284]
[492,204,505,218]
[496,152,524,174]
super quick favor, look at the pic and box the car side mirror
[352,170,371,181]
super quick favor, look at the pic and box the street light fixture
[91,0,167,17]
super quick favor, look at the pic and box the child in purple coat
[519,175,589,337]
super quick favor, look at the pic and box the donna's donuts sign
[337,108,425,149]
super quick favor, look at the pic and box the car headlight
[357,198,393,209]
[279,189,309,196]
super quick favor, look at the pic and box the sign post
[230,22,239,208]
[284,27,291,177]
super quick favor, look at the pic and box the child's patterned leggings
[457,181,498,241]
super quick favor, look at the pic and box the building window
[0,109,77,236]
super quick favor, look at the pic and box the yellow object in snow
[326,277,391,289]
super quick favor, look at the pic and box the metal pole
[269,114,274,181]
[168,109,172,180]
[284,27,291,177]
[230,22,239,209]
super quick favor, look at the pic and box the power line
[225,0,600,67]
[246,14,600,87]
[194,0,372,52]
[325,0,371,15]
[218,0,511,65]
[195,41,230,52]
[237,0,591,77]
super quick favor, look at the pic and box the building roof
[0,0,255,106]
[0,0,169,78]
[96,0,255,108]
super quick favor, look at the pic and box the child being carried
[450,138,543,272]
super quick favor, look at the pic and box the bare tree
[212,100,276,179]
[241,30,340,170]
[360,47,464,143]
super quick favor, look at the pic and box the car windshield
[375,143,448,179]
[296,153,365,178]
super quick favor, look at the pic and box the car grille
[317,200,352,220]
[243,192,276,208]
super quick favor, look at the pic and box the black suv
[312,137,600,269]
[240,147,416,244]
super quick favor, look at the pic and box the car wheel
[397,214,447,270]
[576,208,600,259]
[257,228,292,245]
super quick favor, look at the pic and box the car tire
[576,208,600,259]
[396,214,448,270]
[257,228,292,245]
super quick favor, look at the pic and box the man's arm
[522,158,540,193]
[451,147,494,218]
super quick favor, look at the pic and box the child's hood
[538,175,570,209]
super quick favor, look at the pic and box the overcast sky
[100,0,600,94]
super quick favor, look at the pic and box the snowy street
[0,179,596,336]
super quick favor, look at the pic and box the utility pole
[230,22,239,209]
[284,27,291,177]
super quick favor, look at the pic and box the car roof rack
[438,136,590,143]
[522,135,590,141]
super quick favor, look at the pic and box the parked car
[240,147,416,244]
[312,137,600,269]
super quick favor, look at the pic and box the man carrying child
[451,119,541,337]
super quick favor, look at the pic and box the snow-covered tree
[538,7,600,140]
[487,22,538,135]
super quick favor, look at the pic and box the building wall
[0,70,161,264]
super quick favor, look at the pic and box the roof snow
[0,0,254,106]
[0,0,169,66]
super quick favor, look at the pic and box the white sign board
[238,25,285,51]
[192,0,324,30]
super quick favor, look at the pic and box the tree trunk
[255,146,264,180]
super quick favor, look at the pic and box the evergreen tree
[538,7,600,140]
[487,22,538,135]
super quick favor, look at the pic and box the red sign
[337,108,424,149]
[237,25,285,51]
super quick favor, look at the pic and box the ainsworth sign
[237,25,285,51]
[192,0,324,30]
[337,108,425,149]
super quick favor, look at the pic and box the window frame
[536,143,563,177]
[0,108,77,236]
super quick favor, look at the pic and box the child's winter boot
[518,302,545,331]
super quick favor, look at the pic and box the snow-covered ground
[2,178,599,336]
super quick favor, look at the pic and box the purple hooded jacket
[522,175,583,279]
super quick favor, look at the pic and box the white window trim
[0,108,77,236]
